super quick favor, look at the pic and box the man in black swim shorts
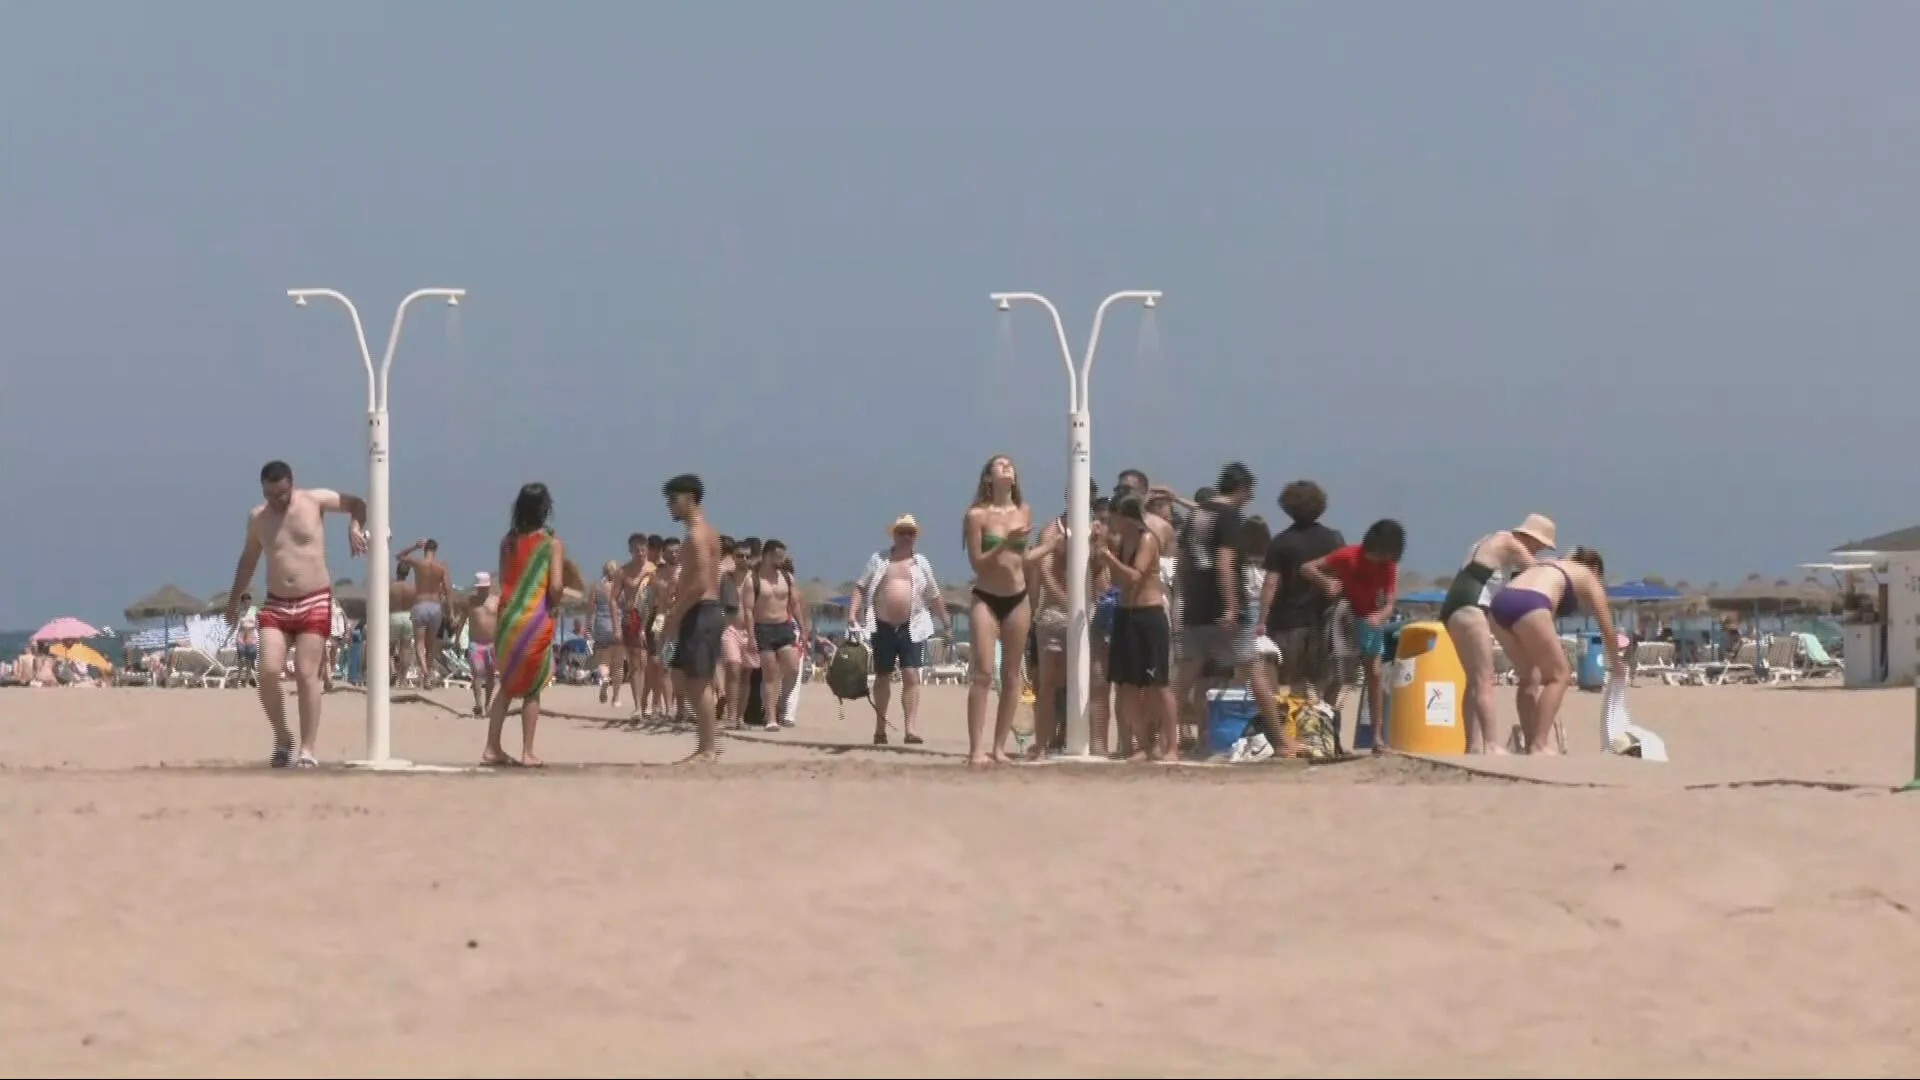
[662,473,727,762]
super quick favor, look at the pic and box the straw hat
[890,514,920,535]
[1512,514,1557,550]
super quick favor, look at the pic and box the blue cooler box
[1205,688,1261,755]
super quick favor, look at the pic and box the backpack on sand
[826,639,872,710]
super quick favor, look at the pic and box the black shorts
[871,621,925,675]
[1109,605,1171,687]
[753,620,798,655]
[1273,623,1333,690]
[670,600,727,679]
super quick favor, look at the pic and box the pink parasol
[30,616,100,643]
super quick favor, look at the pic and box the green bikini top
[982,532,1028,553]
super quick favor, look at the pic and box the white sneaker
[1245,733,1275,762]
[1227,737,1251,763]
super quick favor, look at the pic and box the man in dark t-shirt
[1175,462,1298,756]
[1257,480,1345,700]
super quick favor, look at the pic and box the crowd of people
[220,453,1628,770]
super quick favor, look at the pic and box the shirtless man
[1100,493,1178,761]
[1115,469,1180,564]
[617,532,653,715]
[463,571,499,717]
[397,538,452,688]
[747,538,810,729]
[662,473,726,762]
[224,460,367,768]
[390,561,417,684]
[644,537,679,717]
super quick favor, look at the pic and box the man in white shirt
[847,514,949,746]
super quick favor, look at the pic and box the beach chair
[1717,641,1758,684]
[165,647,212,687]
[1794,632,1842,679]
[1758,635,1801,684]
[1632,641,1685,685]
[440,646,473,690]
[211,647,243,689]
[925,638,968,685]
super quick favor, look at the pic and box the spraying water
[987,312,1019,423]
[1123,309,1166,463]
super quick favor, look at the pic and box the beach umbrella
[124,584,209,622]
[125,584,214,658]
[798,578,841,607]
[332,580,368,619]
[1605,580,1682,602]
[54,642,111,672]
[30,616,99,643]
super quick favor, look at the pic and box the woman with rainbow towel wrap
[482,482,569,768]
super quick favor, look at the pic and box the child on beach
[1302,519,1405,753]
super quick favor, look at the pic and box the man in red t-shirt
[1302,519,1405,752]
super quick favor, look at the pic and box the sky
[4,2,1918,628]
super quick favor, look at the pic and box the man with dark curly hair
[1257,480,1346,705]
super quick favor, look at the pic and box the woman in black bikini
[1486,546,1623,755]
[962,454,1033,766]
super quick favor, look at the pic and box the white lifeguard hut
[1811,523,1920,687]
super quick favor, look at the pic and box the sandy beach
[4,681,1920,1077]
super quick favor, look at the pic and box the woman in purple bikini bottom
[1486,547,1623,755]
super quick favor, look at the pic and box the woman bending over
[1486,545,1621,755]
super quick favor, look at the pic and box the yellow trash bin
[1386,620,1467,754]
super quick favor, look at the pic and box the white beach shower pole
[990,290,1163,759]
[287,287,466,769]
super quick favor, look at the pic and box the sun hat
[890,514,920,534]
[473,571,492,587]
[1512,514,1557,550]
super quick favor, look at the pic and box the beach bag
[1285,695,1341,761]
[826,639,871,703]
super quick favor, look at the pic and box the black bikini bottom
[972,588,1028,623]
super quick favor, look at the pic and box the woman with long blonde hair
[961,454,1033,766]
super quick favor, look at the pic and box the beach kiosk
[1819,523,1920,686]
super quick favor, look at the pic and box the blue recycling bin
[1576,631,1606,691]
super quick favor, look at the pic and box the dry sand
[4,679,1920,1077]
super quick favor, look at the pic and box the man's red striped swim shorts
[257,588,334,639]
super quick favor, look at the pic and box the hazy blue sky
[5,2,1917,628]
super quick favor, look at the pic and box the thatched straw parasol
[1707,574,1832,616]
[331,579,368,618]
[124,583,210,622]
[799,578,843,608]
[940,584,976,614]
